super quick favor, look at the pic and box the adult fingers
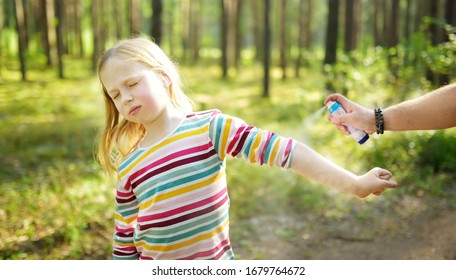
[324,93,347,106]
[327,113,352,135]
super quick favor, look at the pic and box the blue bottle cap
[358,134,369,144]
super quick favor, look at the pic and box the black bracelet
[374,108,384,134]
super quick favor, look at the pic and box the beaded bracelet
[374,108,384,134]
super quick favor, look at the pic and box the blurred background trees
[1,0,455,90]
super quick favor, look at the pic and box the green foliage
[417,131,456,172]
[0,58,112,259]
[322,21,456,106]
[419,17,456,76]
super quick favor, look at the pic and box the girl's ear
[161,73,171,88]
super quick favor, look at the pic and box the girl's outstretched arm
[290,142,398,198]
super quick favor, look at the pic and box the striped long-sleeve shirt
[113,109,296,260]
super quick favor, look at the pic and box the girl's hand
[353,167,398,198]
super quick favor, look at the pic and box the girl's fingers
[373,190,384,196]
[376,168,398,188]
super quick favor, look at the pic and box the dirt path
[314,206,456,259]
[232,197,456,260]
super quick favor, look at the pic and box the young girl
[96,37,397,260]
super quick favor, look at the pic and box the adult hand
[324,94,376,135]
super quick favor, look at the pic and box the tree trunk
[386,0,400,78]
[295,0,305,78]
[14,0,27,80]
[63,1,72,56]
[21,0,29,48]
[220,0,228,78]
[425,0,447,86]
[182,0,190,61]
[414,0,425,33]
[279,0,287,80]
[373,0,380,46]
[251,0,262,62]
[101,0,109,46]
[304,0,313,50]
[234,0,243,69]
[404,0,412,40]
[38,0,51,64]
[75,0,84,57]
[190,0,201,62]
[429,1,443,46]
[151,0,163,45]
[167,0,175,56]
[220,0,238,78]
[403,0,413,66]
[55,0,64,78]
[0,0,3,77]
[114,0,121,39]
[383,0,388,46]
[130,0,141,36]
[228,0,238,74]
[444,0,456,37]
[300,0,314,72]
[45,0,58,66]
[263,0,271,98]
[388,0,400,48]
[344,0,360,53]
[30,1,40,35]
[100,0,108,54]
[91,0,100,72]
[324,0,339,65]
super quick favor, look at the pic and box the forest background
[0,0,455,260]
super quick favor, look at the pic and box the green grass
[1,54,455,259]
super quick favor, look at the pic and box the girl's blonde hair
[96,37,193,176]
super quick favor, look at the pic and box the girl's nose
[122,92,133,105]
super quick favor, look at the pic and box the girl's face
[99,56,171,127]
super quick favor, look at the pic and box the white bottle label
[326,101,369,144]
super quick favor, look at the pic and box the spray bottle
[326,101,369,144]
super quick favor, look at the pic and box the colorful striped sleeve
[112,177,140,260]
[209,111,295,168]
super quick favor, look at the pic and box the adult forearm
[383,84,456,131]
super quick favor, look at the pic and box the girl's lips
[129,105,141,116]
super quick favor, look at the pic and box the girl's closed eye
[128,80,140,87]
[111,91,120,100]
